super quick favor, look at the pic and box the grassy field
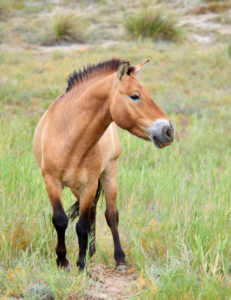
[1,42,231,299]
[1,1,231,300]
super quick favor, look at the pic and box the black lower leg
[52,203,69,268]
[105,209,126,267]
[76,212,90,270]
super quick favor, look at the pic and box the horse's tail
[67,179,103,222]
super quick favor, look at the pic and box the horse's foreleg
[76,181,98,270]
[100,160,127,271]
[44,175,69,269]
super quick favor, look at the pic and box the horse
[33,59,174,272]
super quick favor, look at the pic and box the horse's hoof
[116,264,128,272]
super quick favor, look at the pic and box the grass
[124,8,184,42]
[1,40,231,298]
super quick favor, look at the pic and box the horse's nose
[162,123,174,142]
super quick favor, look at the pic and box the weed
[124,8,184,42]
[25,283,55,300]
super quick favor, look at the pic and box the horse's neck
[61,75,113,154]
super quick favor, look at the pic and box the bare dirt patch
[85,264,138,300]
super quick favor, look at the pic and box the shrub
[124,9,184,42]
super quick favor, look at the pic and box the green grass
[1,41,231,298]
[124,8,184,42]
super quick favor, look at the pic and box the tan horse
[33,59,174,271]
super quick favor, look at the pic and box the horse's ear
[130,60,150,76]
[117,61,130,81]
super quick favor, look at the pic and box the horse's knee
[52,210,68,233]
[76,215,89,240]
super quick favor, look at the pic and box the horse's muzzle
[148,120,174,149]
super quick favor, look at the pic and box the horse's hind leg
[100,160,127,271]
[44,174,69,268]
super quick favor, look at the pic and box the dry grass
[124,8,184,42]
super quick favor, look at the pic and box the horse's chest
[62,151,102,189]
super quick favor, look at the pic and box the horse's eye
[130,94,140,100]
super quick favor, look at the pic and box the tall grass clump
[40,13,85,46]
[124,8,184,42]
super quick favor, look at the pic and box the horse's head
[109,61,174,148]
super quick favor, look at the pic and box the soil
[84,264,138,300]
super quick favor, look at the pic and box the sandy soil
[84,264,137,300]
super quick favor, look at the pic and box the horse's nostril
[163,126,173,141]
[166,128,171,138]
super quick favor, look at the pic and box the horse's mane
[66,58,135,93]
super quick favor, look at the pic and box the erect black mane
[66,58,134,93]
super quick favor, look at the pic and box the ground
[1,1,231,299]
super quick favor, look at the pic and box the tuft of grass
[38,13,85,46]
[124,9,184,42]
[12,13,86,46]
[52,13,85,44]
